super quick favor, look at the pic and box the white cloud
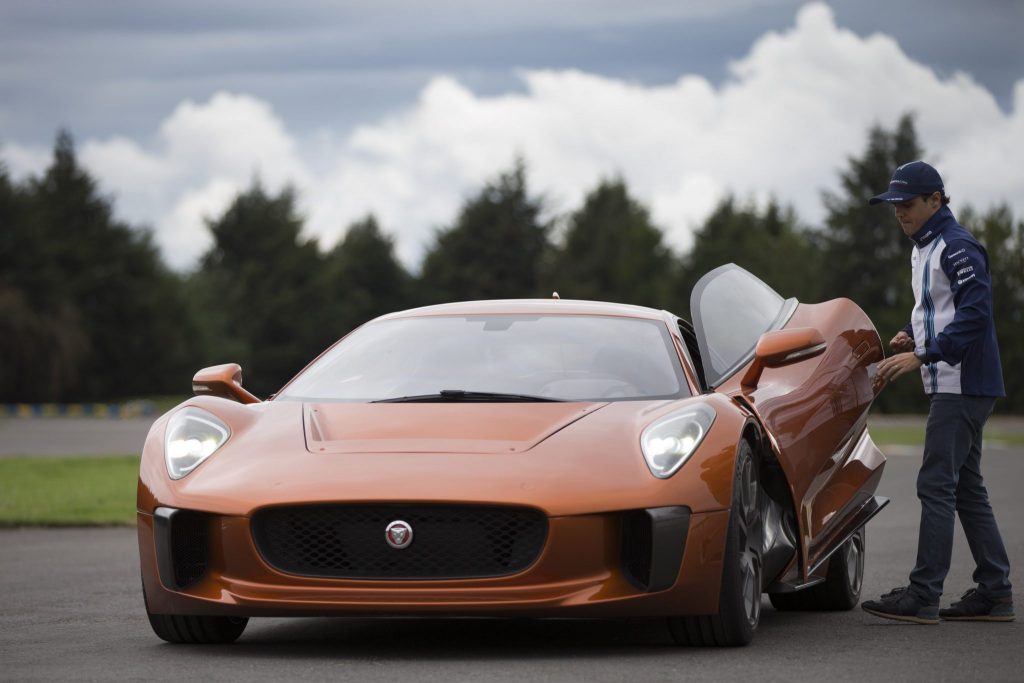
[309,2,1023,264]
[158,178,244,266]
[75,93,312,267]
[158,93,311,189]
[81,135,173,192]
[1,142,50,178]
[4,2,1022,271]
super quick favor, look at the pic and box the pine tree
[0,161,89,400]
[325,215,413,334]
[678,196,816,318]
[546,178,676,308]
[2,131,197,401]
[420,160,550,303]
[195,181,330,396]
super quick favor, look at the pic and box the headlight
[164,407,231,479]
[640,403,716,478]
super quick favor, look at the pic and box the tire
[143,584,248,644]
[669,440,762,647]
[768,528,865,611]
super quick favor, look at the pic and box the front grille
[170,511,209,588]
[251,504,547,580]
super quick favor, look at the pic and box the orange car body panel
[720,298,885,579]
[139,297,885,618]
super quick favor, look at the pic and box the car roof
[375,299,675,322]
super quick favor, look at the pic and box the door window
[689,264,796,388]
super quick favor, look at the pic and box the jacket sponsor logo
[953,256,970,267]
[958,274,976,285]
[957,266,974,276]
[946,248,966,259]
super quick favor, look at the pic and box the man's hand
[872,352,923,392]
[889,330,915,353]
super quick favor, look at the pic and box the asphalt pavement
[0,417,157,456]
[1,444,1022,681]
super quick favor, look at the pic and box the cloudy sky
[1,0,1021,270]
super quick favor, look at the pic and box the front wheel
[669,440,762,646]
[143,584,248,644]
[146,612,249,644]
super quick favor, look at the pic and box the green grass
[868,425,926,446]
[0,455,138,526]
[869,425,1024,447]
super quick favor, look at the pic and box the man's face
[892,192,941,237]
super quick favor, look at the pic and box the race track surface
[2,445,1022,681]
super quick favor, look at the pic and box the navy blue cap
[869,160,944,204]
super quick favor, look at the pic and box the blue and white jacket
[902,206,1004,397]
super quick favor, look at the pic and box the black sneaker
[861,586,939,624]
[940,589,1015,622]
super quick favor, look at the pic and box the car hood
[141,394,740,517]
[304,401,608,454]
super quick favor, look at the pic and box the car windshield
[277,314,690,402]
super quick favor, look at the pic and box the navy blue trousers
[908,393,1013,604]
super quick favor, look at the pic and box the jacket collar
[910,205,954,248]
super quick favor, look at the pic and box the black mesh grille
[621,510,653,590]
[251,504,548,580]
[170,511,209,588]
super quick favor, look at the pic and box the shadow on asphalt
[150,608,811,660]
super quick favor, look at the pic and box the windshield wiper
[372,389,565,403]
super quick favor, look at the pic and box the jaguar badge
[385,520,413,549]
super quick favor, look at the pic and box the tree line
[2,117,1021,412]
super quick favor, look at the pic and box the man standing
[860,161,1013,624]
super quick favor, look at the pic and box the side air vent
[621,506,690,592]
[154,507,210,590]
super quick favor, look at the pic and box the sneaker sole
[862,606,939,624]
[940,614,1015,622]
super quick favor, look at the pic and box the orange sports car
[138,264,888,646]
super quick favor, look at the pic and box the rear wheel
[669,440,762,647]
[768,528,865,611]
[143,585,248,644]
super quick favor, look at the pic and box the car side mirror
[741,328,827,389]
[192,363,261,404]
